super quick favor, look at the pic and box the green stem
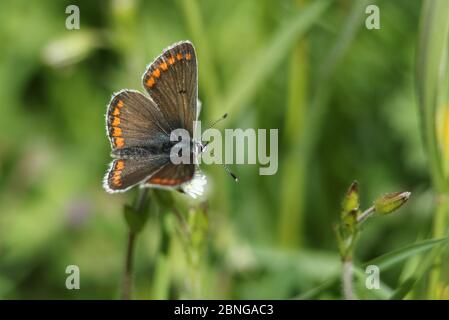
[342,258,356,300]
[121,188,149,300]
[278,0,308,247]
[428,195,449,299]
[357,206,375,224]
[122,231,136,300]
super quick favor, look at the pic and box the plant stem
[122,231,136,300]
[428,195,449,299]
[340,206,374,300]
[121,188,149,300]
[357,206,375,224]
[342,258,355,300]
[278,0,308,248]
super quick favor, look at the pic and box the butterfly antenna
[222,163,239,182]
[200,113,238,182]
[200,113,228,150]
[205,113,228,131]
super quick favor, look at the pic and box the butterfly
[103,41,206,198]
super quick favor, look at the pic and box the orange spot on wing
[112,117,120,126]
[150,177,181,185]
[168,56,175,65]
[112,127,122,137]
[116,160,125,170]
[115,137,125,148]
[116,100,124,108]
[113,107,120,116]
[185,53,192,60]
[176,53,183,60]
[146,77,155,88]
[112,169,122,186]
[152,68,161,78]
[160,62,168,71]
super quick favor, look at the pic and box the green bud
[124,204,149,233]
[374,191,411,215]
[341,181,359,217]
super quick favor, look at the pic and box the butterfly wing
[142,41,198,136]
[104,41,201,193]
[104,89,173,193]
[106,89,172,150]
[144,162,195,187]
[103,157,169,193]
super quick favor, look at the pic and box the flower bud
[341,181,359,216]
[374,191,411,215]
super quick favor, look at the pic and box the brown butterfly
[103,41,206,198]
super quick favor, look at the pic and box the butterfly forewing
[142,41,198,135]
[106,90,171,150]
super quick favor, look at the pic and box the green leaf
[363,238,449,272]
[296,265,393,300]
[353,268,393,299]
[389,244,445,299]
[299,238,448,299]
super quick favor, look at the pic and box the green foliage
[416,0,449,298]
[0,0,447,300]
[363,238,449,272]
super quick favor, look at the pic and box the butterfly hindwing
[142,41,198,135]
[104,157,169,193]
[145,163,195,187]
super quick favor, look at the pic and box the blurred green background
[1,0,449,299]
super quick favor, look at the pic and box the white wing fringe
[182,170,207,199]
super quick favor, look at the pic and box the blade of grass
[417,0,449,192]
[278,0,309,248]
[298,238,448,299]
[362,237,449,272]
[389,245,445,299]
[177,0,221,117]
[296,265,393,299]
[353,268,393,299]
[416,0,449,299]
[279,0,370,248]
[215,0,330,120]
